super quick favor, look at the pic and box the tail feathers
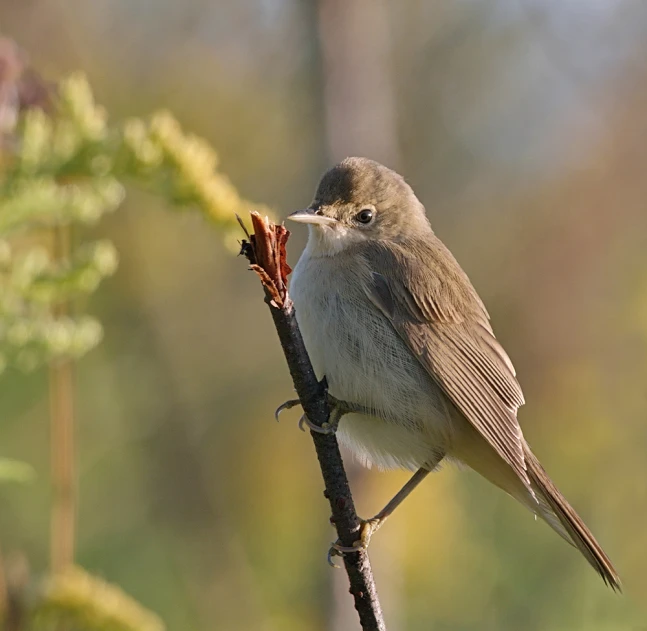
[524,446,622,592]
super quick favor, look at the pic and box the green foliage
[0,73,267,373]
[31,567,165,631]
[0,70,269,630]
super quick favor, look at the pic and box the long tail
[524,445,622,591]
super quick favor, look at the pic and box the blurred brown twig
[0,34,77,575]
[49,221,76,573]
[240,211,386,631]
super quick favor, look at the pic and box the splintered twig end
[242,212,292,307]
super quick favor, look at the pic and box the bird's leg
[328,467,432,565]
[275,380,372,435]
[300,395,372,434]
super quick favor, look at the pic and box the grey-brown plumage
[288,157,621,590]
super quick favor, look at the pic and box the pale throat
[305,224,368,257]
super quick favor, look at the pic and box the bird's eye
[355,208,374,224]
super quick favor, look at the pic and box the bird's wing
[360,238,530,490]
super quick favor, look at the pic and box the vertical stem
[49,224,75,573]
[316,0,401,166]
[0,544,7,624]
[314,1,401,627]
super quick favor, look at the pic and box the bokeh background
[2,0,647,629]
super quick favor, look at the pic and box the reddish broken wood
[239,212,292,307]
[239,211,386,631]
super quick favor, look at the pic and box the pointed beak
[287,208,337,226]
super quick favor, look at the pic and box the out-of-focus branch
[314,1,402,625]
[49,222,76,573]
[240,212,386,631]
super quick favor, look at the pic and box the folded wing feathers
[408,323,532,492]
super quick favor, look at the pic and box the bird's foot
[274,396,338,434]
[327,517,385,567]
[274,381,369,435]
[274,398,301,422]
[298,413,337,435]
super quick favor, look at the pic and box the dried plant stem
[49,223,76,572]
[0,544,6,622]
[240,213,386,631]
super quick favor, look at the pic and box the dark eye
[355,208,374,224]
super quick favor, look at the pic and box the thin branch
[240,212,386,631]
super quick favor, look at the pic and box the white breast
[289,246,454,471]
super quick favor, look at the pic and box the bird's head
[288,157,430,256]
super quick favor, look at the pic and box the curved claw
[299,414,336,435]
[274,398,302,422]
[328,518,383,556]
[327,545,343,568]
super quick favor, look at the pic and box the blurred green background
[2,1,647,629]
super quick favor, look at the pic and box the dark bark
[239,212,386,631]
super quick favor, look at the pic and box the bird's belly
[291,258,453,470]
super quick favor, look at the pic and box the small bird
[286,157,621,590]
